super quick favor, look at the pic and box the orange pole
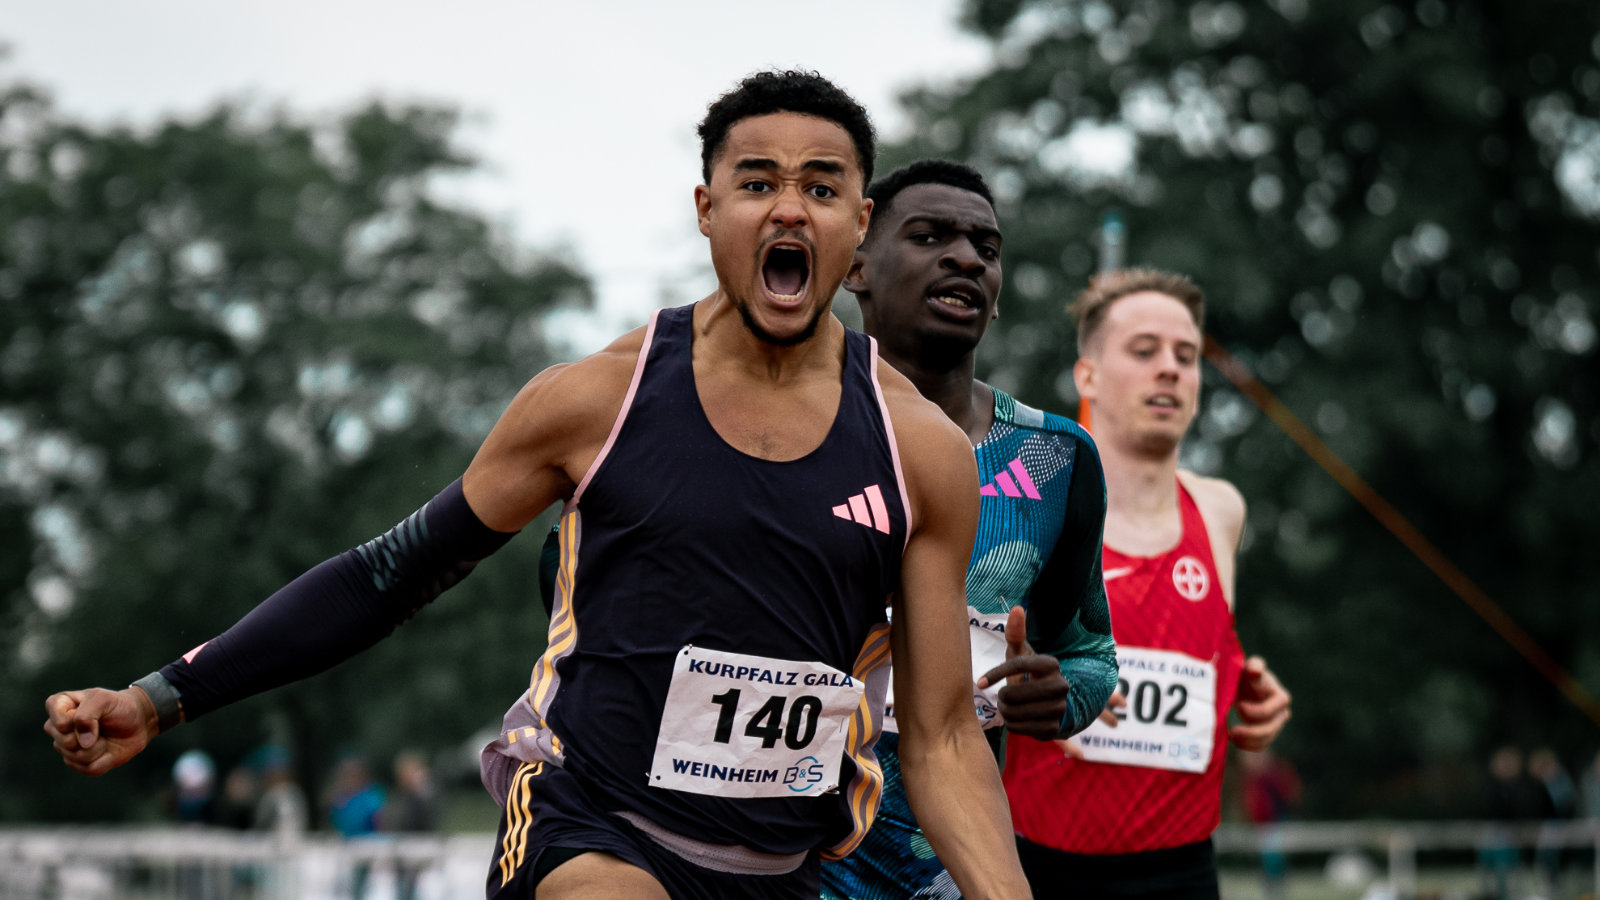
[1202,334,1600,729]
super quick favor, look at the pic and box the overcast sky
[5,1,993,352]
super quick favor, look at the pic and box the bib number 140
[711,689,822,750]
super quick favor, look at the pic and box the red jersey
[1004,481,1245,854]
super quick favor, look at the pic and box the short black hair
[697,70,876,188]
[864,160,995,243]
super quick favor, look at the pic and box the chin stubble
[737,300,824,348]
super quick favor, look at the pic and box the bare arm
[1176,470,1291,748]
[886,372,1029,900]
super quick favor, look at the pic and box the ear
[842,251,869,296]
[990,295,1001,322]
[1073,356,1096,401]
[855,197,873,248]
[694,184,712,238]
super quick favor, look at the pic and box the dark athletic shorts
[485,760,821,900]
[1015,836,1219,900]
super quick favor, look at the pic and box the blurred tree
[0,60,590,822]
[887,0,1600,816]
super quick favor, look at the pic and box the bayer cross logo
[1172,556,1210,601]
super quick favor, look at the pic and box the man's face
[848,183,1002,365]
[694,112,871,346]
[1074,291,1202,456]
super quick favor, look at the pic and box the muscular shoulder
[499,327,644,438]
[876,359,979,526]
[1176,469,1246,551]
[464,325,648,529]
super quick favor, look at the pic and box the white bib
[1064,646,1215,773]
[647,646,864,798]
[883,607,1011,734]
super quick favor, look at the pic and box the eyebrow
[731,157,849,177]
[900,214,1002,242]
[1128,331,1199,348]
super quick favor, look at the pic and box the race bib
[647,646,863,798]
[883,607,1011,733]
[1064,646,1215,773]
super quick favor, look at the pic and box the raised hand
[44,687,160,776]
[977,606,1071,740]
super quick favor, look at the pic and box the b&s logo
[784,756,825,792]
[1167,740,1205,764]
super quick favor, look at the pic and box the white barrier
[0,828,494,900]
[2,820,1597,899]
[1212,819,1600,898]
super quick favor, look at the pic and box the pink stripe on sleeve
[866,337,913,547]
[572,310,660,504]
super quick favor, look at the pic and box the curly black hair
[697,70,876,188]
[864,159,995,243]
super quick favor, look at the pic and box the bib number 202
[1115,678,1189,727]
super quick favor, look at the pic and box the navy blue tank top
[482,303,909,858]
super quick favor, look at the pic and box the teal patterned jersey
[821,387,1117,900]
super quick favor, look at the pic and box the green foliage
[895,0,1600,815]
[0,65,589,822]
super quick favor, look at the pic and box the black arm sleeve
[160,478,517,721]
[1026,432,1119,738]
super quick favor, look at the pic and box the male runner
[1003,268,1293,899]
[43,71,1031,900]
[820,160,1118,900]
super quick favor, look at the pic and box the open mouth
[927,279,983,314]
[762,246,810,301]
[930,288,979,310]
[1147,395,1179,410]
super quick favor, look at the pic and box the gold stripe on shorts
[498,761,543,886]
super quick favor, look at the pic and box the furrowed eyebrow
[732,157,780,173]
[900,215,1003,243]
[801,159,847,177]
[730,157,848,177]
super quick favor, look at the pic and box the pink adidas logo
[832,484,892,533]
[979,458,1041,499]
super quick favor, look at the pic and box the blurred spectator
[1239,748,1302,900]
[1479,746,1540,900]
[216,765,259,896]
[1581,751,1600,820]
[247,746,307,897]
[1529,747,1576,897]
[171,749,217,824]
[326,753,386,899]
[383,751,440,900]
[216,765,258,832]
[170,750,217,899]
[251,745,309,838]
